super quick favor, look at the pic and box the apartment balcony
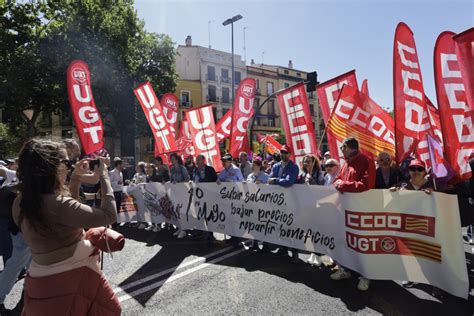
[206,74,218,82]
[221,77,230,84]
[206,95,219,103]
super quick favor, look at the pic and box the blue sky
[134,0,473,110]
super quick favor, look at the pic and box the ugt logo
[72,68,87,84]
[241,83,255,98]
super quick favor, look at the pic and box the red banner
[160,93,179,136]
[327,84,395,159]
[134,82,178,155]
[393,22,430,164]
[176,119,195,157]
[229,78,257,156]
[216,110,232,143]
[276,82,319,166]
[66,60,105,155]
[361,79,369,96]
[316,70,358,160]
[264,135,283,155]
[434,31,473,181]
[185,105,223,172]
[453,28,474,110]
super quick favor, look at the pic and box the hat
[409,159,426,169]
[280,144,291,153]
[221,154,233,161]
[5,159,15,164]
[0,160,6,166]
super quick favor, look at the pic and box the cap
[221,154,233,161]
[113,157,122,162]
[280,144,291,153]
[5,159,15,164]
[409,159,426,169]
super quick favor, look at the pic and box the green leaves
[0,1,178,152]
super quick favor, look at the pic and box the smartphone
[89,159,100,171]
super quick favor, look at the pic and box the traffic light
[306,71,318,92]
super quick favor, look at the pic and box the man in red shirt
[331,137,376,291]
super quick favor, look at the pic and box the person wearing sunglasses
[375,152,402,189]
[389,159,434,194]
[12,138,120,315]
[323,158,340,186]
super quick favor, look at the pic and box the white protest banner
[119,183,468,299]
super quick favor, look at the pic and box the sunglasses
[326,164,336,168]
[409,167,425,172]
[60,159,74,170]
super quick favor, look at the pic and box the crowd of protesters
[0,135,473,315]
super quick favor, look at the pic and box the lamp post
[222,14,243,105]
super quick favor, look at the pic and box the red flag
[216,109,233,143]
[176,119,195,157]
[453,28,474,110]
[66,60,105,155]
[276,82,319,166]
[393,22,431,164]
[185,105,223,172]
[134,82,178,155]
[263,135,283,155]
[229,78,257,156]
[434,31,473,180]
[316,70,358,159]
[160,93,180,136]
[361,79,370,96]
[327,84,395,159]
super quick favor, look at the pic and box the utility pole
[208,20,214,48]
[243,27,248,63]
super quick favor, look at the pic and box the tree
[0,1,178,155]
[0,123,22,158]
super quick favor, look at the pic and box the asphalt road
[2,226,474,315]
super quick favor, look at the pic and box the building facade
[176,36,247,121]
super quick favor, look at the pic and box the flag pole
[317,84,346,151]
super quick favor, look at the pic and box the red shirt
[335,151,376,192]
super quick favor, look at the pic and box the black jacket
[375,168,402,189]
[193,165,217,183]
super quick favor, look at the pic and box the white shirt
[109,168,123,192]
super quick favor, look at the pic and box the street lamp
[222,14,243,105]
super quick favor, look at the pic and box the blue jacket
[269,160,299,187]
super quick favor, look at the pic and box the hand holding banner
[67,60,105,155]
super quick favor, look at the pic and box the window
[222,87,230,104]
[221,69,229,83]
[234,71,241,84]
[267,82,274,95]
[40,112,52,128]
[268,100,275,115]
[181,91,190,107]
[296,72,301,77]
[268,118,275,127]
[284,83,290,88]
[207,65,216,81]
[256,79,260,89]
[284,70,289,74]
[208,85,217,102]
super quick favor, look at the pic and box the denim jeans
[0,218,12,265]
[0,233,31,304]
